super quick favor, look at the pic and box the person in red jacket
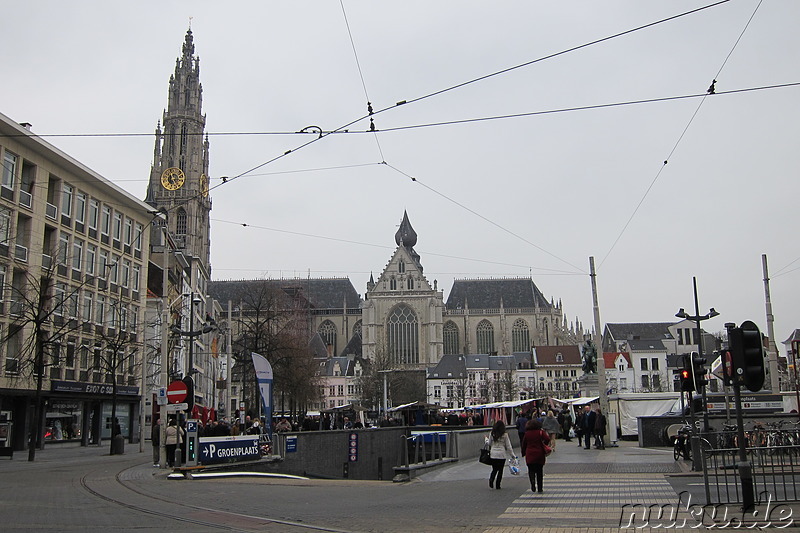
[521,418,551,493]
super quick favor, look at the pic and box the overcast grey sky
[3,1,799,350]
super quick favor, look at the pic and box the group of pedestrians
[484,404,607,493]
[575,405,607,450]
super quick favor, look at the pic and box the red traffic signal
[679,354,694,392]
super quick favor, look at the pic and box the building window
[387,304,419,365]
[58,233,70,266]
[82,292,93,322]
[546,370,552,377]
[640,358,648,371]
[61,184,73,218]
[476,320,494,354]
[511,318,530,352]
[75,192,86,224]
[101,206,111,236]
[641,375,650,389]
[176,208,187,235]
[651,357,659,371]
[338,385,344,396]
[446,385,454,398]
[86,244,96,275]
[124,218,133,246]
[353,320,362,338]
[434,385,441,398]
[555,353,563,363]
[2,151,17,190]
[113,213,122,241]
[95,294,105,324]
[134,223,143,252]
[132,264,140,292]
[99,249,108,278]
[618,363,625,372]
[72,239,83,271]
[0,206,11,243]
[318,320,336,354]
[88,199,99,230]
[398,260,405,273]
[389,277,396,290]
[407,277,414,290]
[620,378,627,390]
[443,321,459,355]
[652,374,661,390]
[121,260,130,288]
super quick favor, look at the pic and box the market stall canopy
[387,401,439,412]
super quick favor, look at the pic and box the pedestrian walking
[580,405,596,450]
[541,410,560,450]
[515,411,529,447]
[151,418,161,466]
[485,420,516,490]
[561,407,573,442]
[594,407,607,449]
[521,418,551,493]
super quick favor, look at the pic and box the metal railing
[701,435,800,505]
[398,431,453,469]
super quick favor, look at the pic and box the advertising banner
[251,352,273,438]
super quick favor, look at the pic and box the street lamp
[170,293,216,408]
[675,276,719,439]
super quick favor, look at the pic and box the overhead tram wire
[211,217,577,274]
[597,0,765,270]
[339,0,385,162]
[3,82,797,143]
[381,163,585,275]
[204,0,733,194]
[6,1,737,228]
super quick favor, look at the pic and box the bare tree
[2,252,95,461]
[226,280,318,419]
[94,300,142,454]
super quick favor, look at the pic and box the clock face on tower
[199,174,209,197]
[160,167,185,191]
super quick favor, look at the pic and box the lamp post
[676,277,719,470]
[170,293,216,411]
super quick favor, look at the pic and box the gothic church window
[390,277,397,290]
[443,321,459,355]
[407,277,414,290]
[387,304,418,365]
[353,320,362,338]
[398,260,405,273]
[176,208,187,235]
[476,320,495,354]
[318,320,337,353]
[511,319,530,352]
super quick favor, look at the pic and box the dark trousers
[489,458,506,487]
[527,462,544,491]
[166,444,177,466]
[583,431,593,449]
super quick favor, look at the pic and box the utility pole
[589,257,610,421]
[226,300,232,419]
[762,254,780,391]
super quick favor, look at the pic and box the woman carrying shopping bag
[485,420,516,490]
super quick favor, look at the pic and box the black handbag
[479,446,492,465]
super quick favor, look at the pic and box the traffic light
[691,351,709,391]
[679,354,694,392]
[729,320,765,392]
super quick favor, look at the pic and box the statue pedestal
[577,373,600,397]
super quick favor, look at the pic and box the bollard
[111,434,125,455]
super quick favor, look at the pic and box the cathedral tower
[146,29,211,273]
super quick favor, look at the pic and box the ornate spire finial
[394,210,417,247]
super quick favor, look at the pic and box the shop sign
[50,380,139,396]
[198,436,260,465]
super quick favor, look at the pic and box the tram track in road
[78,463,357,533]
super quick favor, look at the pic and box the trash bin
[111,434,125,455]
